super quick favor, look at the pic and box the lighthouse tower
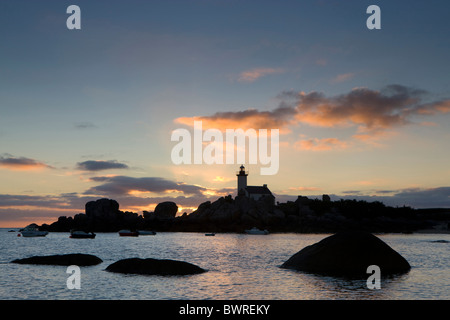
[236,165,248,196]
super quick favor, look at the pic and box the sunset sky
[1,0,450,227]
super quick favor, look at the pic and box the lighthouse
[236,165,275,205]
[236,165,248,195]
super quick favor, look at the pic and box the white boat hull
[21,231,48,237]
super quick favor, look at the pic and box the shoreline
[4,228,450,235]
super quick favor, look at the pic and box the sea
[0,228,449,300]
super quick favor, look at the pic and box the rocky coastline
[38,195,450,234]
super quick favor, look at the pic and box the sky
[1,0,450,227]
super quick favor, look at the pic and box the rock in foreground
[281,231,411,277]
[11,253,102,266]
[105,258,206,276]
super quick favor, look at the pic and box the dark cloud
[0,208,72,224]
[74,122,96,129]
[0,192,225,224]
[391,187,450,208]
[283,84,450,131]
[330,187,450,208]
[0,194,67,208]
[0,155,53,170]
[341,190,362,194]
[374,190,397,194]
[76,160,129,171]
[84,175,207,196]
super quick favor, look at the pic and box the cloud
[0,186,237,226]
[315,59,328,66]
[0,194,70,208]
[238,67,284,83]
[74,122,97,129]
[288,186,322,192]
[84,175,207,196]
[172,84,450,154]
[175,104,297,131]
[333,187,450,208]
[286,84,447,131]
[390,187,450,208]
[76,160,129,171]
[213,176,233,182]
[0,155,53,171]
[341,190,362,194]
[331,72,355,83]
[175,85,450,145]
[283,186,450,208]
[295,137,349,151]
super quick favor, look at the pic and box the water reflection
[281,267,414,300]
[1,231,448,299]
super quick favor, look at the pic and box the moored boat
[118,230,139,237]
[138,230,156,235]
[244,227,269,235]
[70,230,96,239]
[19,224,48,237]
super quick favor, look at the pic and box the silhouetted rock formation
[105,258,206,275]
[180,195,283,232]
[86,198,119,218]
[39,195,449,234]
[11,253,102,266]
[43,198,146,232]
[154,201,178,219]
[280,231,411,276]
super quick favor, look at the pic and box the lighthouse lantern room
[236,165,248,195]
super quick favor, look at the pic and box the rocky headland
[38,195,450,234]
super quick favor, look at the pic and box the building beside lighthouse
[236,165,275,204]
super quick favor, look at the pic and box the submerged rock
[11,253,103,266]
[429,240,449,243]
[281,231,411,277]
[105,258,206,276]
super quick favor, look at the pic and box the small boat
[118,230,139,237]
[205,233,215,236]
[19,224,48,237]
[244,227,269,235]
[70,230,96,239]
[138,230,156,235]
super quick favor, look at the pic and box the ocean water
[0,229,448,300]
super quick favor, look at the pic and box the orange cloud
[352,129,399,147]
[238,67,284,83]
[331,72,355,83]
[295,138,348,151]
[413,100,450,115]
[175,106,296,133]
[174,84,450,150]
[0,156,53,171]
[213,176,233,183]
